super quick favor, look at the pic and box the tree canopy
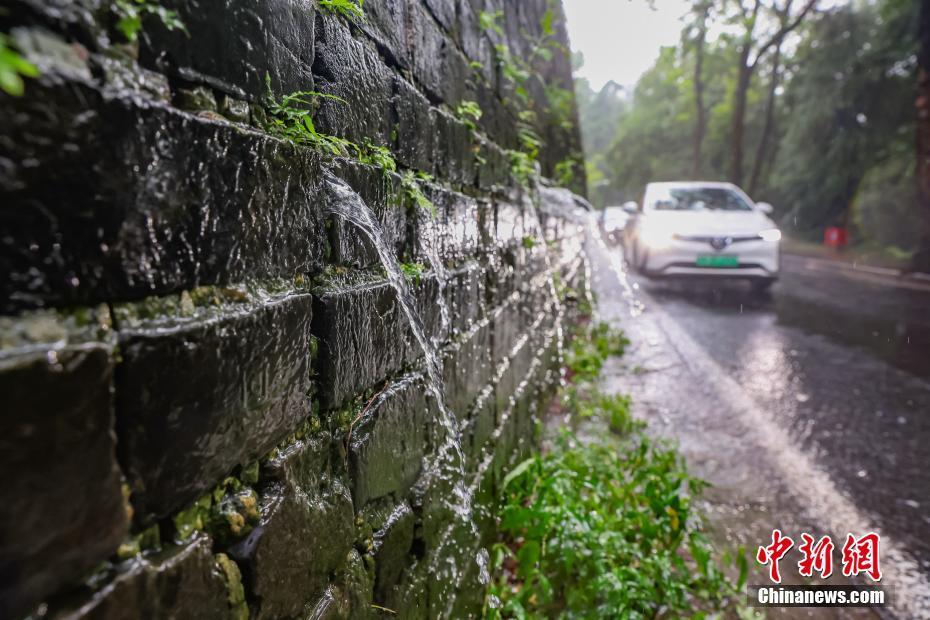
[577,0,919,254]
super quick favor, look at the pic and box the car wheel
[750,278,776,293]
[632,242,645,274]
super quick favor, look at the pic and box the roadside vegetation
[486,310,748,618]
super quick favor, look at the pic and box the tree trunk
[912,0,930,272]
[728,46,753,187]
[749,42,783,196]
[691,4,710,178]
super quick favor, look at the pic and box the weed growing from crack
[399,262,425,285]
[264,80,437,218]
[0,33,38,96]
[264,84,355,156]
[565,321,629,383]
[402,170,437,218]
[113,0,187,42]
[357,139,397,176]
[319,0,364,21]
[455,100,483,133]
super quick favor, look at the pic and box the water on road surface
[588,237,930,619]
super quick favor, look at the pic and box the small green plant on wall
[0,34,38,96]
[455,100,483,133]
[399,262,425,284]
[113,0,187,42]
[318,0,364,21]
[402,170,437,218]
[264,84,355,156]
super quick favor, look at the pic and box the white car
[623,181,781,290]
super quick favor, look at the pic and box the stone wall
[0,1,588,618]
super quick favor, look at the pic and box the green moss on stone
[240,461,260,487]
[173,494,213,541]
[215,553,250,620]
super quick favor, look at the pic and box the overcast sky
[562,0,693,91]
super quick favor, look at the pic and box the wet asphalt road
[590,237,930,618]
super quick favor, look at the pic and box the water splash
[476,547,490,585]
[420,216,452,345]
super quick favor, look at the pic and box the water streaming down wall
[0,1,589,617]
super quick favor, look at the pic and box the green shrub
[565,322,629,383]
[851,156,920,254]
[576,392,640,436]
[487,432,745,618]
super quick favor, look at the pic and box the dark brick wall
[0,1,588,617]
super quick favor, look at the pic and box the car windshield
[647,187,753,212]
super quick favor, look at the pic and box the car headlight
[639,225,675,249]
[758,228,782,242]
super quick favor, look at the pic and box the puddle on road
[639,275,930,378]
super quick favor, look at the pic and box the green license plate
[696,255,739,268]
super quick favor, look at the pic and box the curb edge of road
[784,252,930,285]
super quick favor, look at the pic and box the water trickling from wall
[323,174,480,614]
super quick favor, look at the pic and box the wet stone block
[48,534,233,620]
[407,468,483,617]
[313,15,395,148]
[422,0,457,34]
[0,81,327,312]
[315,549,374,619]
[406,1,470,105]
[140,0,316,101]
[489,299,526,366]
[456,0,487,64]
[476,140,512,190]
[230,432,354,619]
[348,374,437,508]
[432,107,477,186]
[371,502,415,604]
[444,264,486,336]
[382,558,429,619]
[115,290,316,522]
[413,191,487,269]
[312,279,443,410]
[493,316,554,419]
[493,199,530,250]
[356,0,408,69]
[0,313,127,619]
[391,75,438,175]
[442,319,492,419]
[464,388,496,468]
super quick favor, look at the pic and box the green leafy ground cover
[486,317,749,618]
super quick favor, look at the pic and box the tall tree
[688,1,713,177]
[748,12,787,195]
[913,0,930,271]
[726,0,818,186]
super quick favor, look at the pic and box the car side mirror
[622,201,639,214]
[756,202,774,214]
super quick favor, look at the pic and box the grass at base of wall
[484,321,750,618]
